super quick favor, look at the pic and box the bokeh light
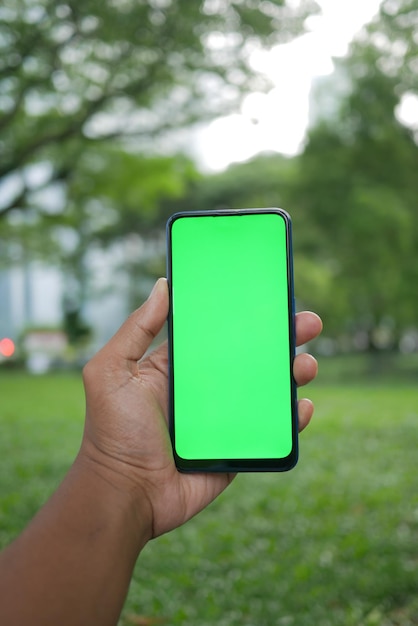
[0,338,15,358]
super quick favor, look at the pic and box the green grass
[314,352,418,386]
[0,373,85,543]
[0,370,418,625]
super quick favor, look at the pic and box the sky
[195,0,384,171]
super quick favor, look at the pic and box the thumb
[106,278,169,362]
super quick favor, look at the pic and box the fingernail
[148,277,165,300]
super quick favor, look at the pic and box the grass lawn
[0,369,417,625]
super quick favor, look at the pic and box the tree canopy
[0,0,318,219]
[286,0,418,342]
[2,0,418,349]
[172,0,418,347]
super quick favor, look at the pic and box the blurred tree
[156,0,418,348]
[367,0,418,98]
[0,0,319,220]
[160,152,331,314]
[166,152,297,212]
[292,0,418,345]
[62,147,199,312]
[0,0,319,333]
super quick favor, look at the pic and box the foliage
[0,0,318,218]
[152,0,418,344]
[287,0,418,339]
[367,0,418,98]
[52,148,199,314]
[162,152,330,313]
[1,371,418,625]
[2,0,418,344]
[0,0,319,328]
[167,152,298,211]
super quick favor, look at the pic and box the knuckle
[82,357,99,386]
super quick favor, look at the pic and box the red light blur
[0,338,15,358]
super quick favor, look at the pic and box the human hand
[80,278,322,541]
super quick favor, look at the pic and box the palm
[118,342,234,537]
[82,279,321,539]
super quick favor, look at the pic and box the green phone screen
[167,209,297,471]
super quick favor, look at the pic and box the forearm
[0,454,151,626]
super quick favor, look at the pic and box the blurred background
[1,0,417,372]
[1,1,418,625]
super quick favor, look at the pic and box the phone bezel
[166,208,298,473]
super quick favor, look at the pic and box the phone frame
[166,208,298,472]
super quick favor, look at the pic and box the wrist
[72,445,154,552]
[0,443,154,626]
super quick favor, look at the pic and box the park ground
[0,354,417,626]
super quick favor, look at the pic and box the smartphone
[166,208,298,472]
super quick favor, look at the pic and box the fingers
[293,352,319,432]
[293,352,318,387]
[295,311,323,347]
[298,398,314,432]
[106,278,169,362]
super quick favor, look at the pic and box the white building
[0,234,165,364]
